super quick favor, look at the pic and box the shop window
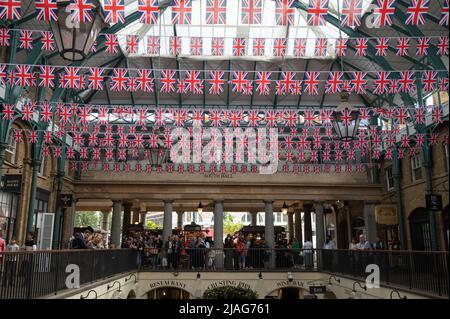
[411,153,423,182]
[385,166,394,191]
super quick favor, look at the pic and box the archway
[409,207,431,251]
[337,220,348,249]
[147,287,191,299]
[127,290,136,299]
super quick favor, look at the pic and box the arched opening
[409,207,431,251]
[337,220,349,249]
[147,287,191,299]
[442,205,449,251]
[127,290,136,299]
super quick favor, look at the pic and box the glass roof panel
[101,0,374,60]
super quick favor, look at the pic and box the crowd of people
[67,227,107,249]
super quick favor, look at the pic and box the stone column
[122,202,132,237]
[102,210,110,231]
[163,200,173,245]
[304,204,313,242]
[140,211,147,224]
[251,211,258,226]
[177,211,184,229]
[364,201,378,243]
[264,200,275,268]
[111,200,122,248]
[132,207,140,225]
[314,202,325,250]
[214,200,224,269]
[61,200,77,246]
[287,211,294,241]
[294,208,303,247]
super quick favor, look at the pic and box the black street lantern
[50,0,105,61]
[332,91,360,141]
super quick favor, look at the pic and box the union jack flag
[416,37,430,56]
[126,35,139,54]
[293,38,306,57]
[422,70,437,92]
[253,38,265,56]
[354,38,368,56]
[209,70,225,94]
[374,71,390,94]
[230,71,248,93]
[276,0,296,26]
[2,103,14,120]
[325,71,343,94]
[0,28,10,46]
[273,38,287,57]
[441,0,449,26]
[374,0,396,27]
[172,0,191,24]
[185,70,203,93]
[375,37,389,56]
[160,70,176,93]
[19,30,33,50]
[0,0,21,20]
[304,72,320,95]
[395,37,410,56]
[307,0,328,26]
[146,36,160,54]
[137,69,154,92]
[70,0,93,23]
[14,64,34,87]
[398,71,415,93]
[110,68,128,91]
[190,37,203,55]
[206,0,226,24]
[41,31,56,51]
[439,77,449,92]
[103,0,125,24]
[341,0,362,27]
[138,0,159,24]
[105,34,119,54]
[169,36,181,55]
[335,38,348,56]
[39,65,55,88]
[87,67,104,90]
[241,0,262,24]
[211,37,224,56]
[315,38,327,56]
[233,37,246,56]
[351,72,367,94]
[437,36,449,56]
[255,71,271,95]
[35,0,58,21]
[405,0,429,25]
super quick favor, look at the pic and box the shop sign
[309,285,327,294]
[375,205,397,225]
[2,175,22,193]
[426,195,442,212]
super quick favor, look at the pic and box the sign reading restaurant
[149,280,187,290]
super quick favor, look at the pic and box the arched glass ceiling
[100,0,373,59]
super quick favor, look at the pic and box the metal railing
[0,249,138,299]
[0,248,447,298]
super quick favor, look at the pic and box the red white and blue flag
[405,0,429,25]
[190,37,203,55]
[70,0,93,23]
[35,0,58,21]
[105,34,119,54]
[110,68,129,91]
[0,0,21,20]
[209,70,225,95]
[104,0,125,24]
[0,28,10,46]
[395,37,410,56]
[374,0,396,27]
[374,71,390,94]
[341,0,362,28]
[14,64,34,87]
[160,70,177,93]
[172,0,191,24]
[19,30,33,50]
[41,31,56,51]
[253,38,265,56]
[230,71,248,93]
[325,71,343,94]
[169,36,181,55]
[137,69,154,92]
[206,0,227,24]
[39,65,56,88]
[146,36,160,54]
[416,37,430,55]
[307,0,328,26]
[375,37,389,56]
[273,38,287,57]
[437,36,449,56]
[87,67,104,90]
[293,38,306,57]
[138,0,159,24]
[241,0,262,24]
[255,71,271,95]
[304,72,320,95]
[233,37,246,56]
[211,37,224,56]
[276,0,296,26]
[441,0,449,26]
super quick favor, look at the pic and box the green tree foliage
[146,220,160,229]
[74,211,101,229]
[223,213,243,235]
[203,286,258,299]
